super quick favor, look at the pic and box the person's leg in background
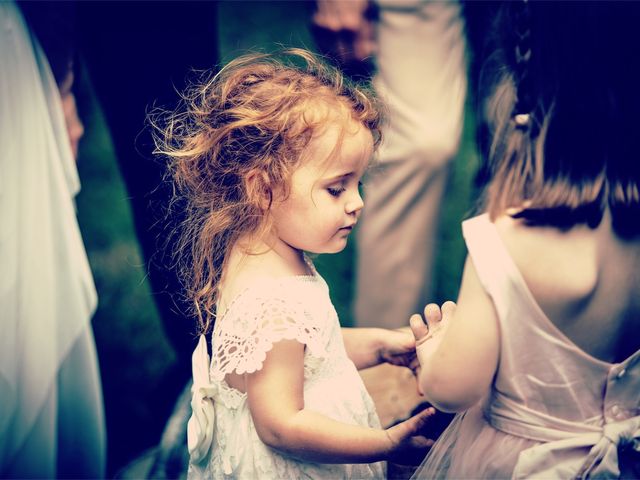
[355,0,467,329]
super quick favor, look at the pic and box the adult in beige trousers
[314,0,468,328]
[359,0,467,328]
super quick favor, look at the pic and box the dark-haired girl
[410,2,640,478]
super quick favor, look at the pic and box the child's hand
[384,406,437,465]
[410,301,455,346]
[410,302,456,392]
[377,327,419,372]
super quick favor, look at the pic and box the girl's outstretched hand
[384,406,437,465]
[410,302,456,392]
[377,327,419,371]
[411,302,455,344]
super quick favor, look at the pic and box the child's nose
[345,191,364,215]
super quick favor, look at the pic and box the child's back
[417,212,640,479]
[412,2,640,477]
[497,210,640,363]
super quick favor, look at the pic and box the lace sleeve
[212,294,324,378]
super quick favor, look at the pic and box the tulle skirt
[412,403,538,479]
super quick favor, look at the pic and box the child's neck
[225,238,309,284]
[267,235,311,275]
[219,241,311,312]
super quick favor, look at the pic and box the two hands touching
[372,331,436,465]
[373,300,456,389]
[375,326,420,372]
[363,302,456,464]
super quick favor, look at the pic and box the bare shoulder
[493,213,640,360]
[493,215,598,307]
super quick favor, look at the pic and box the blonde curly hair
[152,48,382,333]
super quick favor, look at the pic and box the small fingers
[441,301,457,318]
[388,406,435,445]
[423,303,442,329]
[409,406,436,434]
[410,314,429,341]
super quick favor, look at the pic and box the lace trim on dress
[215,380,246,410]
[212,294,325,380]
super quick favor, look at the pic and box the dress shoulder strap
[462,213,529,318]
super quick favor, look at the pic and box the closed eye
[327,186,346,197]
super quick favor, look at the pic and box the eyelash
[327,182,363,198]
[327,186,346,197]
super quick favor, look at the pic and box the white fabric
[355,0,467,328]
[0,2,104,477]
[413,214,640,479]
[188,335,217,466]
[187,266,385,479]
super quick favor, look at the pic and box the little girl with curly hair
[154,49,434,479]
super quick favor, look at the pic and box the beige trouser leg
[355,0,467,328]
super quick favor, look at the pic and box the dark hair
[18,1,76,87]
[479,2,640,237]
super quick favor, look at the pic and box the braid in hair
[510,0,536,135]
[481,0,543,216]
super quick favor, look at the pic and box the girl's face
[270,120,373,256]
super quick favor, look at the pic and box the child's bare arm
[411,257,500,412]
[246,339,433,464]
[341,327,418,371]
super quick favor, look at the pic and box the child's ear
[244,170,273,211]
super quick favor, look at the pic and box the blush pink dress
[414,214,639,479]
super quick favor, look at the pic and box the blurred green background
[74,1,479,475]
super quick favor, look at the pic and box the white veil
[0,2,105,476]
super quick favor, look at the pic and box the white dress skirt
[187,265,385,479]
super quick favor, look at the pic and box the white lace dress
[187,268,385,479]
